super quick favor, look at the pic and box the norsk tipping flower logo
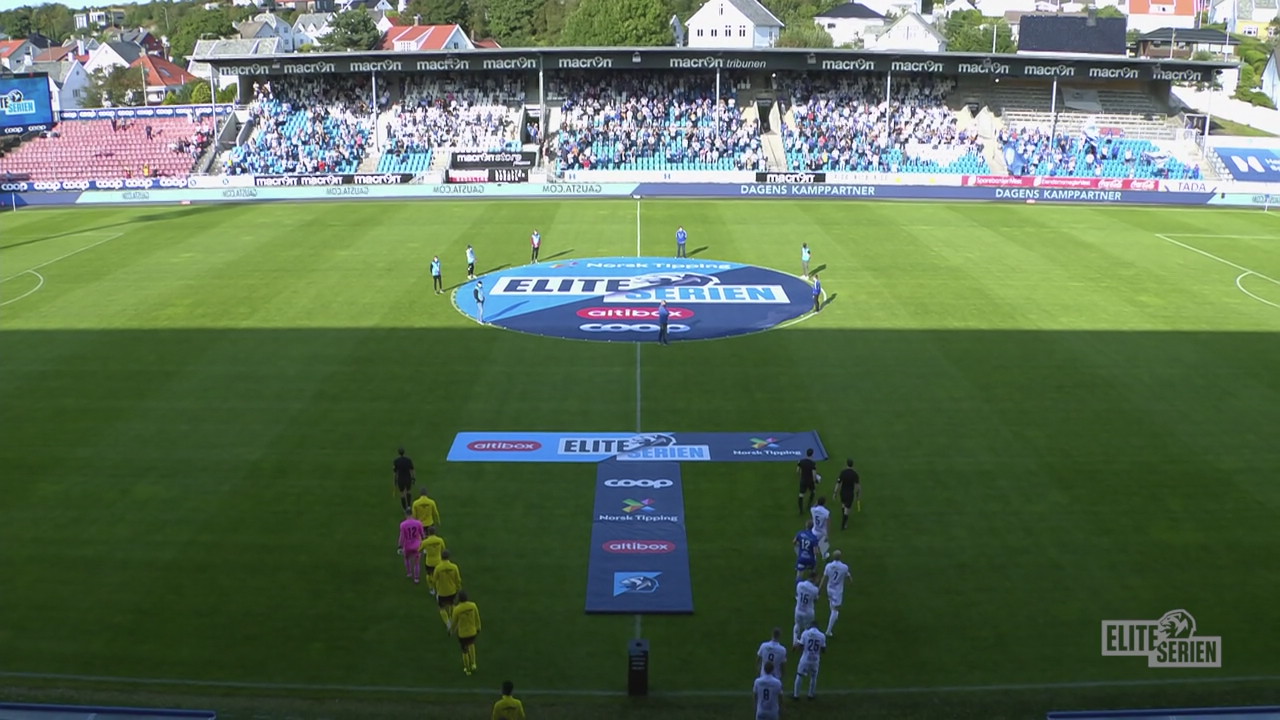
[1101,609,1222,668]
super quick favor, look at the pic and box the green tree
[161,92,180,105]
[190,80,212,105]
[1095,5,1126,18]
[169,9,234,63]
[485,0,542,46]
[84,66,146,108]
[2,7,35,39]
[560,0,669,45]
[320,8,381,50]
[173,81,197,104]
[943,9,1015,53]
[217,85,238,103]
[32,3,75,43]
[763,0,841,23]
[405,0,471,25]
[775,20,834,47]
[535,0,580,42]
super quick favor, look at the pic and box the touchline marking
[1153,233,1280,310]
[0,270,45,307]
[0,670,1275,698]
[0,233,124,283]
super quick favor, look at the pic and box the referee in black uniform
[835,459,860,530]
[393,447,416,512]
[796,448,818,516]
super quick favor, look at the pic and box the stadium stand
[552,72,767,172]
[777,73,989,174]
[999,126,1201,180]
[378,72,525,174]
[0,116,213,180]
[225,77,375,175]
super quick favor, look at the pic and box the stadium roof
[196,46,1234,84]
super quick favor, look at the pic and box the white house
[1263,51,1280,107]
[379,24,474,51]
[235,13,299,52]
[813,2,887,46]
[32,59,90,111]
[293,13,334,45]
[866,11,948,50]
[336,0,394,12]
[73,8,126,30]
[82,40,143,75]
[686,0,785,48]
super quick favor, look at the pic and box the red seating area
[0,117,213,180]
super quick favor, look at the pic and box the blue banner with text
[586,460,693,614]
[448,431,827,463]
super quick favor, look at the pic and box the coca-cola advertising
[963,176,1160,191]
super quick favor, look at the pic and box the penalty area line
[0,670,1275,698]
[0,233,125,283]
[1153,233,1280,311]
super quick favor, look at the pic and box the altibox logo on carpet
[453,257,813,342]
[603,540,676,554]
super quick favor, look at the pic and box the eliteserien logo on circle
[453,257,813,342]
[1101,609,1222,668]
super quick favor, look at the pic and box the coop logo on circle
[577,306,694,320]
[465,440,543,452]
[604,478,674,488]
[452,257,815,343]
[603,540,677,554]
[581,323,692,333]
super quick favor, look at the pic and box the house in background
[83,40,144,74]
[813,2,887,46]
[1126,0,1198,32]
[380,24,474,51]
[109,28,166,56]
[235,13,299,52]
[276,0,337,11]
[32,59,90,111]
[293,13,335,45]
[1212,0,1280,37]
[0,39,36,70]
[866,11,947,50]
[73,7,127,30]
[686,0,785,48]
[1135,26,1238,57]
[336,0,395,12]
[1262,51,1279,106]
[133,53,199,104]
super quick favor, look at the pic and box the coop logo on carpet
[1101,609,1221,668]
[453,257,813,342]
[614,571,662,596]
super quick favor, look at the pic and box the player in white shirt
[792,622,827,700]
[792,573,820,645]
[753,662,784,720]
[756,627,788,680]
[820,550,851,637]
[810,497,831,560]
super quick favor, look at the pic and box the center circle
[454,257,814,342]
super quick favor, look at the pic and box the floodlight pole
[538,64,546,168]
[371,69,379,151]
[992,23,997,53]
[1049,75,1059,140]
[884,69,892,139]
[715,66,722,135]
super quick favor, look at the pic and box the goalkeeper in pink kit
[398,509,425,583]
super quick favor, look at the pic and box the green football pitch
[1,199,1278,720]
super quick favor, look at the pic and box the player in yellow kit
[411,489,440,530]
[419,526,446,595]
[434,550,462,630]
[492,681,525,719]
[451,590,481,675]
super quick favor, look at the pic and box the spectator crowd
[780,73,986,173]
[225,78,376,175]
[553,72,767,172]
[382,73,525,163]
[999,125,1201,180]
